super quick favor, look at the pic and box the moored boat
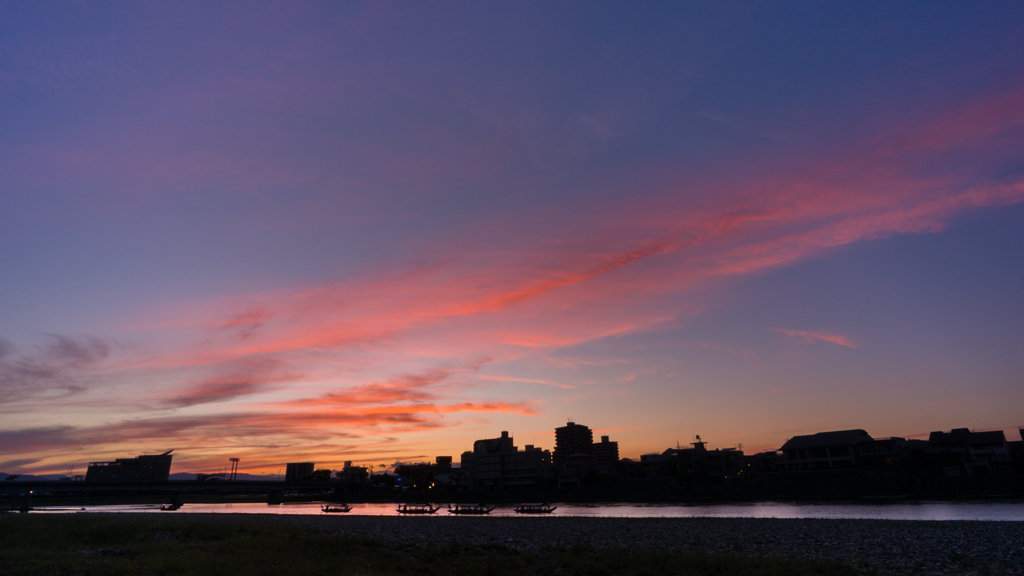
[513,502,556,514]
[161,493,184,511]
[447,503,494,515]
[396,503,440,514]
[321,504,352,513]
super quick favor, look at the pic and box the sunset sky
[2,2,1023,476]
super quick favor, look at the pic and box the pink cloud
[774,329,857,348]
[473,374,575,389]
[157,362,300,409]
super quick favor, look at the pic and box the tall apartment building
[460,431,552,491]
[593,435,619,465]
[85,451,173,482]
[554,421,594,466]
[285,462,315,481]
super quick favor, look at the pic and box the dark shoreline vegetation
[0,514,855,576]
[4,514,1024,576]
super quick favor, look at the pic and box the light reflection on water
[32,501,1024,521]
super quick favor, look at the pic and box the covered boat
[447,503,494,515]
[396,503,440,514]
[321,504,352,513]
[513,502,557,514]
[161,494,184,511]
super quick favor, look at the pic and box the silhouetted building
[926,428,1013,477]
[336,461,369,484]
[394,461,433,489]
[855,437,916,481]
[744,451,781,477]
[627,437,744,484]
[635,451,671,479]
[85,450,173,482]
[593,435,619,465]
[285,462,315,481]
[776,429,873,472]
[461,431,552,491]
[1011,429,1024,479]
[558,453,597,487]
[394,457,455,490]
[1010,429,1024,456]
[689,440,743,483]
[554,421,593,466]
[433,456,457,488]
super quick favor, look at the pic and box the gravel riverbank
[141,513,1022,575]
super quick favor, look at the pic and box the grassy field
[0,514,859,576]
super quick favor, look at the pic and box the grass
[0,514,859,576]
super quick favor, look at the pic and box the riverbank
[3,513,1021,575]
[301,515,1024,574]
[1,513,853,576]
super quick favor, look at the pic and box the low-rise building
[671,437,744,483]
[394,457,454,489]
[621,437,744,483]
[336,461,369,484]
[85,450,174,482]
[1009,429,1024,480]
[775,429,873,473]
[926,428,1014,477]
[857,437,914,480]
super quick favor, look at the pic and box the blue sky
[1,1,1022,473]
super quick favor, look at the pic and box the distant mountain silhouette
[170,472,283,481]
[0,473,64,482]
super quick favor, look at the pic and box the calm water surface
[33,501,1024,521]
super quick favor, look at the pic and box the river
[30,500,1024,521]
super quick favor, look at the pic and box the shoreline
[5,490,1024,509]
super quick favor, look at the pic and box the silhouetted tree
[309,468,333,482]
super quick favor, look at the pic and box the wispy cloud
[158,360,298,409]
[217,308,271,341]
[474,374,575,389]
[5,84,1024,473]
[116,82,1024,381]
[0,335,113,403]
[774,329,857,349]
[284,368,465,408]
